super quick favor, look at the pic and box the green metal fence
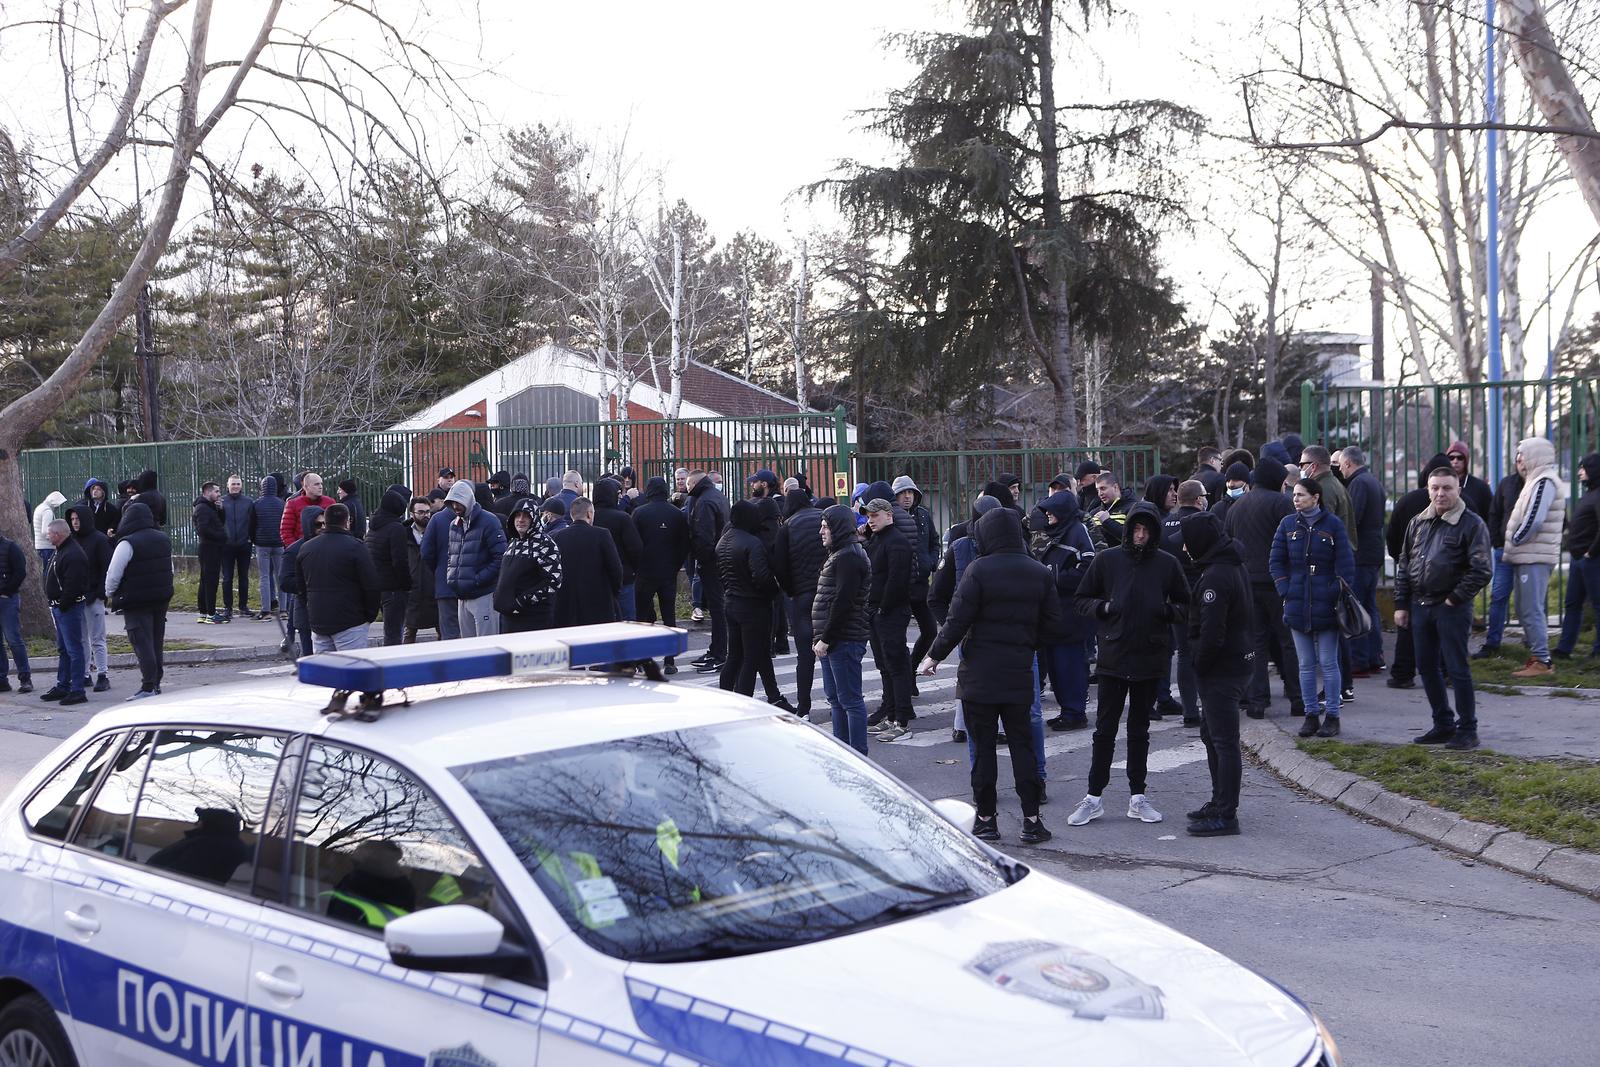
[852,445,1160,535]
[23,410,850,553]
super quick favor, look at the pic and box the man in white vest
[1503,437,1566,678]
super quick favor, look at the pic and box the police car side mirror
[931,797,977,829]
[385,906,522,976]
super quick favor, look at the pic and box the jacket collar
[1431,497,1467,525]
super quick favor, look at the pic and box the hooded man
[1503,437,1566,676]
[79,479,120,538]
[220,474,255,619]
[366,485,415,645]
[192,482,228,625]
[104,501,171,698]
[592,477,643,620]
[687,471,731,670]
[296,503,381,651]
[1031,490,1097,732]
[32,491,66,566]
[487,471,511,502]
[492,474,533,520]
[717,499,784,701]
[632,477,690,671]
[128,470,167,529]
[1225,455,1301,717]
[922,506,1065,844]
[892,475,942,674]
[812,503,873,753]
[278,506,325,657]
[774,487,826,713]
[427,479,507,638]
[1071,502,1190,827]
[67,505,112,692]
[495,499,564,633]
[1446,441,1494,517]
[1337,447,1389,674]
[250,475,287,618]
[1181,512,1255,836]
[1385,452,1454,688]
[552,498,622,627]
[1554,453,1600,659]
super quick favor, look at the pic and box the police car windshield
[455,718,1011,963]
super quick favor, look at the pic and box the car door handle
[253,971,303,999]
[63,909,99,935]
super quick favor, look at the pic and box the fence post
[1299,380,1315,443]
[833,405,851,500]
[1432,385,1446,455]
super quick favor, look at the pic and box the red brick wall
[410,399,488,492]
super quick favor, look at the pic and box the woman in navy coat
[1269,478,1355,738]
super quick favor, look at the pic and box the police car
[0,623,1341,1067]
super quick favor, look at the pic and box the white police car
[0,623,1341,1067]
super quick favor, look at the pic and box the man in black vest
[105,502,173,699]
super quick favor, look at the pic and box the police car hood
[624,868,1318,1067]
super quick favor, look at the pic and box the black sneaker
[1036,780,1049,806]
[951,728,967,743]
[1413,725,1456,744]
[39,687,67,702]
[1245,706,1266,719]
[16,679,31,694]
[1187,800,1220,821]
[1316,716,1341,738]
[663,657,678,676]
[794,706,811,720]
[768,695,796,713]
[1047,714,1088,731]
[867,709,889,728]
[93,674,110,693]
[1298,714,1322,738]
[0,678,9,693]
[1386,677,1417,689]
[1552,649,1573,660]
[1148,707,1165,721]
[1182,717,1202,728]
[1444,731,1480,750]
[59,692,87,706]
[1187,814,1241,837]
[694,659,723,674]
[1470,645,1500,660]
[1340,687,1355,703]
[1020,818,1052,844]
[972,815,1000,841]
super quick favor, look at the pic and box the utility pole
[1370,265,1385,382]
[134,284,162,442]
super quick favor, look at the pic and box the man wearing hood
[128,470,167,529]
[1503,437,1567,677]
[1181,512,1255,836]
[366,486,415,645]
[1446,441,1494,517]
[930,495,1006,743]
[278,506,325,657]
[893,476,942,677]
[297,503,381,651]
[863,492,915,740]
[67,505,112,692]
[1071,502,1190,827]
[775,488,825,714]
[495,499,564,632]
[687,471,731,671]
[922,506,1065,844]
[1162,480,1209,726]
[192,482,228,625]
[998,473,1023,508]
[33,491,66,567]
[1554,453,1600,659]
[104,501,171,698]
[250,475,286,619]
[80,479,120,538]
[1385,452,1454,689]
[717,499,784,700]
[592,478,643,620]
[492,474,533,520]
[1338,447,1389,675]
[428,479,507,638]
[633,477,690,672]
[220,474,255,620]
[1031,490,1096,732]
[552,499,622,627]
[812,504,873,753]
[487,471,511,502]
[1225,455,1301,717]
[1476,456,1526,659]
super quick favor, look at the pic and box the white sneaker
[691,607,705,623]
[1066,795,1103,826]
[1127,794,1163,823]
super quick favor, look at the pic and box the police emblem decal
[966,940,1165,1020]
[427,1044,496,1067]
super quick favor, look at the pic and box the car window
[125,730,285,893]
[71,730,155,857]
[287,743,503,936]
[23,732,123,841]
[454,717,1013,963]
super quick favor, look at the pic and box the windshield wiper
[631,933,818,964]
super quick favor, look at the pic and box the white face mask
[1227,486,1246,499]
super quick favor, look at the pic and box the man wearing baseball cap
[427,467,457,502]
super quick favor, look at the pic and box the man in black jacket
[67,505,112,692]
[717,500,782,699]
[1163,480,1208,726]
[1396,467,1493,750]
[192,482,227,625]
[297,503,381,651]
[892,476,942,673]
[813,504,872,754]
[1475,465,1525,658]
[1225,456,1301,717]
[553,499,623,628]
[1385,453,1452,687]
[1338,447,1389,674]
[495,499,563,633]
[128,469,167,529]
[1181,512,1254,836]
[40,520,90,705]
[922,505,1065,843]
[632,477,690,670]
[0,528,31,693]
[365,486,414,646]
[1554,453,1600,658]
[774,489,825,715]
[105,502,173,698]
[593,477,643,620]
[1190,446,1226,507]
[864,497,916,740]
[1446,441,1494,517]
[1070,503,1189,827]
[686,471,730,670]
[336,479,367,540]
[80,478,120,538]
[219,474,254,620]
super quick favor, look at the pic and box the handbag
[1335,577,1371,639]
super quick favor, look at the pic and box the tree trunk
[1503,0,1600,230]
[792,240,809,413]
[1035,0,1082,446]
[1264,182,1285,441]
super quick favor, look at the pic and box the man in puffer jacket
[774,488,826,715]
[812,504,872,754]
[592,477,643,620]
[1503,437,1566,677]
[250,476,287,618]
[1031,490,1096,731]
[1071,503,1190,828]
[33,491,66,566]
[717,499,783,701]
[921,506,1065,845]
[425,479,507,638]
[495,499,563,632]
[365,485,414,645]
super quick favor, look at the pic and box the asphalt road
[2,639,1595,1065]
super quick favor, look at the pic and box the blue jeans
[51,603,86,695]
[1290,628,1341,717]
[1556,556,1600,656]
[1514,562,1553,662]
[1352,564,1383,669]
[1041,640,1091,719]
[1485,549,1514,647]
[1413,600,1475,731]
[969,656,1047,781]
[618,583,636,622]
[821,641,868,754]
[256,546,283,609]
[0,595,30,681]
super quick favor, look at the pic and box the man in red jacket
[281,472,336,548]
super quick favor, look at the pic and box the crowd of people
[3,430,1588,844]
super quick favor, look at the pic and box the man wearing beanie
[336,478,367,539]
[1224,455,1301,717]
[1074,461,1103,514]
[1210,461,1252,527]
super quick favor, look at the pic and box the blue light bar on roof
[296,623,689,693]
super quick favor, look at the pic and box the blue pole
[1486,0,1504,488]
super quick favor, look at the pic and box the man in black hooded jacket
[774,488,826,715]
[864,496,915,739]
[365,486,414,646]
[1181,512,1254,836]
[592,478,643,620]
[813,504,872,754]
[633,477,690,671]
[717,500,780,699]
[687,472,730,670]
[1070,502,1189,828]
[1225,456,1301,717]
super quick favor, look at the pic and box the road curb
[1241,719,1600,902]
[27,645,285,671]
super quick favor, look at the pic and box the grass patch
[1469,644,1598,690]
[1548,688,1589,700]
[1300,739,1600,853]
[25,634,213,658]
[1477,683,1526,696]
